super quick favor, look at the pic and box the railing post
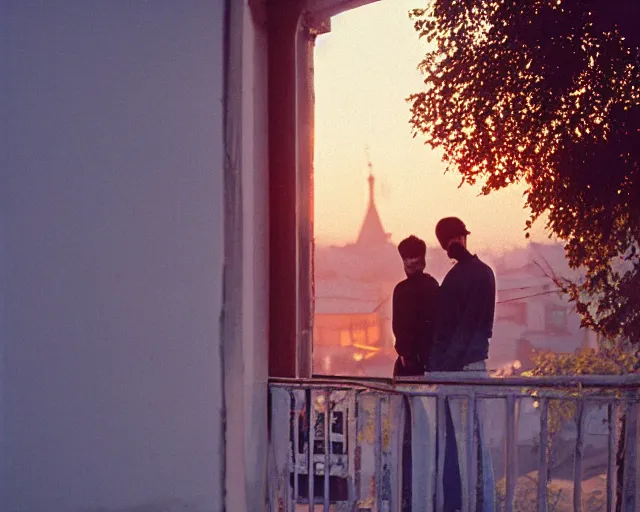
[347,390,357,508]
[538,398,549,512]
[308,390,315,512]
[573,400,585,512]
[390,394,407,512]
[374,394,383,512]
[267,387,294,512]
[505,393,518,512]
[293,391,301,507]
[466,391,478,512]
[622,399,638,511]
[435,393,446,512]
[606,402,617,512]
[323,389,331,512]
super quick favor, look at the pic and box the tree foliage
[408,0,640,343]
[524,344,638,433]
[528,343,639,377]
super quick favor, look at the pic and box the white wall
[221,1,270,510]
[239,3,269,509]
[1,1,225,511]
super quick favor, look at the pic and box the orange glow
[352,343,381,352]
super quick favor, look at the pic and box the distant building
[314,166,402,376]
[488,243,598,371]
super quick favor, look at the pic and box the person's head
[398,235,426,276]
[435,217,470,257]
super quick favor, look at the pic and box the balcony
[268,374,640,511]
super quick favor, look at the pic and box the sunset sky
[313,0,551,252]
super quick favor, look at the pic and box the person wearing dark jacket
[392,235,439,377]
[431,217,496,512]
[429,217,496,372]
[392,235,439,511]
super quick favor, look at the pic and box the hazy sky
[314,0,551,252]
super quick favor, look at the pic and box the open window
[267,0,591,379]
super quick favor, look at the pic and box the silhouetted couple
[392,217,496,512]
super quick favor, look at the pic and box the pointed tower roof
[356,160,390,246]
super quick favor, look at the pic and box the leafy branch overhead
[408,0,640,342]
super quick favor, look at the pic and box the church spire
[356,153,390,246]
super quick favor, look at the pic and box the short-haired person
[392,235,439,510]
[392,235,439,377]
[430,217,495,373]
[431,217,496,512]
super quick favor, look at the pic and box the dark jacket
[392,272,439,375]
[429,248,496,372]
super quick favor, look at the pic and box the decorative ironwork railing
[268,374,640,512]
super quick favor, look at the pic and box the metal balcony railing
[268,374,640,512]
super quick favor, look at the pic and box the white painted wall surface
[1,1,225,511]
[222,2,270,510]
[239,3,269,512]
[239,4,269,508]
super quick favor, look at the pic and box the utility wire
[497,289,561,304]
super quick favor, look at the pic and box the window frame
[267,0,381,378]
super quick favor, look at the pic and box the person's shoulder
[440,264,457,286]
[421,273,440,288]
[475,255,494,273]
[393,278,410,294]
[473,256,496,279]
[443,260,464,279]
